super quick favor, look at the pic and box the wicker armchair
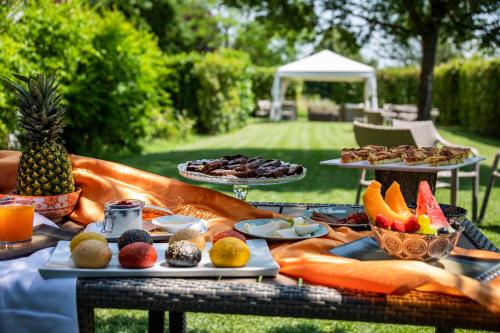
[392,119,480,221]
[352,122,417,204]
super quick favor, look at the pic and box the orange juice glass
[0,199,35,244]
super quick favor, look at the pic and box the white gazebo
[271,50,378,120]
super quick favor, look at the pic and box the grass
[97,119,500,333]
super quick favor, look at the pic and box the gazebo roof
[277,50,374,81]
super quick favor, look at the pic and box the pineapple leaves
[2,70,67,145]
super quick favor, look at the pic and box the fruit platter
[362,179,462,261]
[234,217,328,241]
[40,228,279,278]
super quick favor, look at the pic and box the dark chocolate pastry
[202,159,229,172]
[185,156,303,179]
[207,169,237,177]
[287,165,304,175]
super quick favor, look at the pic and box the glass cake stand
[177,162,307,201]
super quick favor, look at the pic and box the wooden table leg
[374,170,437,204]
[78,307,95,333]
[450,169,458,206]
[169,311,186,333]
[148,310,165,333]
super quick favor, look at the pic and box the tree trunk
[418,31,439,120]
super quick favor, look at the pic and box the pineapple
[2,71,75,196]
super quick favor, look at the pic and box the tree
[93,0,225,53]
[332,0,499,119]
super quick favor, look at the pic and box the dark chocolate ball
[117,229,153,250]
[166,240,202,267]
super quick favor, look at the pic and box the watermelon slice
[417,181,452,231]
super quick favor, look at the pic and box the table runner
[1,150,499,314]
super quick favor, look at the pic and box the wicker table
[77,203,500,333]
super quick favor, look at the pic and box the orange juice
[0,203,35,243]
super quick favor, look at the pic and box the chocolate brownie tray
[178,156,307,186]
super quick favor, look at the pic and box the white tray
[39,239,279,278]
[84,219,208,242]
[320,156,484,172]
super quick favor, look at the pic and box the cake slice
[341,150,363,163]
[403,149,428,165]
[367,151,402,165]
[440,146,471,161]
[389,145,415,158]
[426,154,464,166]
[362,145,387,153]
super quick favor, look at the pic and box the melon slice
[416,181,452,231]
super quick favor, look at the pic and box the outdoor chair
[352,121,417,204]
[341,103,364,122]
[255,100,271,117]
[364,109,384,125]
[281,101,297,120]
[392,119,480,221]
[479,151,500,224]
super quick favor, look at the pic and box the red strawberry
[375,214,391,229]
[405,215,419,233]
[391,220,406,232]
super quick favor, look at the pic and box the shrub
[250,66,275,101]
[377,67,420,105]
[165,49,254,134]
[0,1,191,156]
[452,58,499,136]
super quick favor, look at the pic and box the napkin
[0,150,499,314]
[0,213,77,333]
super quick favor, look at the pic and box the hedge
[0,1,192,156]
[164,49,254,134]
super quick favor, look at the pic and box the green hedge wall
[164,49,254,134]
[0,1,192,155]
[434,59,500,136]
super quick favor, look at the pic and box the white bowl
[152,215,205,233]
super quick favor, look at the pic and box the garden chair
[281,101,297,120]
[255,100,271,117]
[352,121,417,204]
[478,151,500,224]
[363,109,384,125]
[392,119,480,221]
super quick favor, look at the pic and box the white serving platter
[39,239,279,278]
[84,219,207,241]
[234,218,329,241]
[320,156,484,173]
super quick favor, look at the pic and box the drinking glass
[0,198,35,244]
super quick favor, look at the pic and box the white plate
[39,239,279,278]
[234,218,329,241]
[152,215,206,233]
[84,219,208,241]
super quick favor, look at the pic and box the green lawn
[97,119,499,333]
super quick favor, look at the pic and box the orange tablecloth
[1,150,499,313]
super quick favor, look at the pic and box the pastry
[367,151,402,165]
[184,156,304,179]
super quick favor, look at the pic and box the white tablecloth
[0,214,78,333]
